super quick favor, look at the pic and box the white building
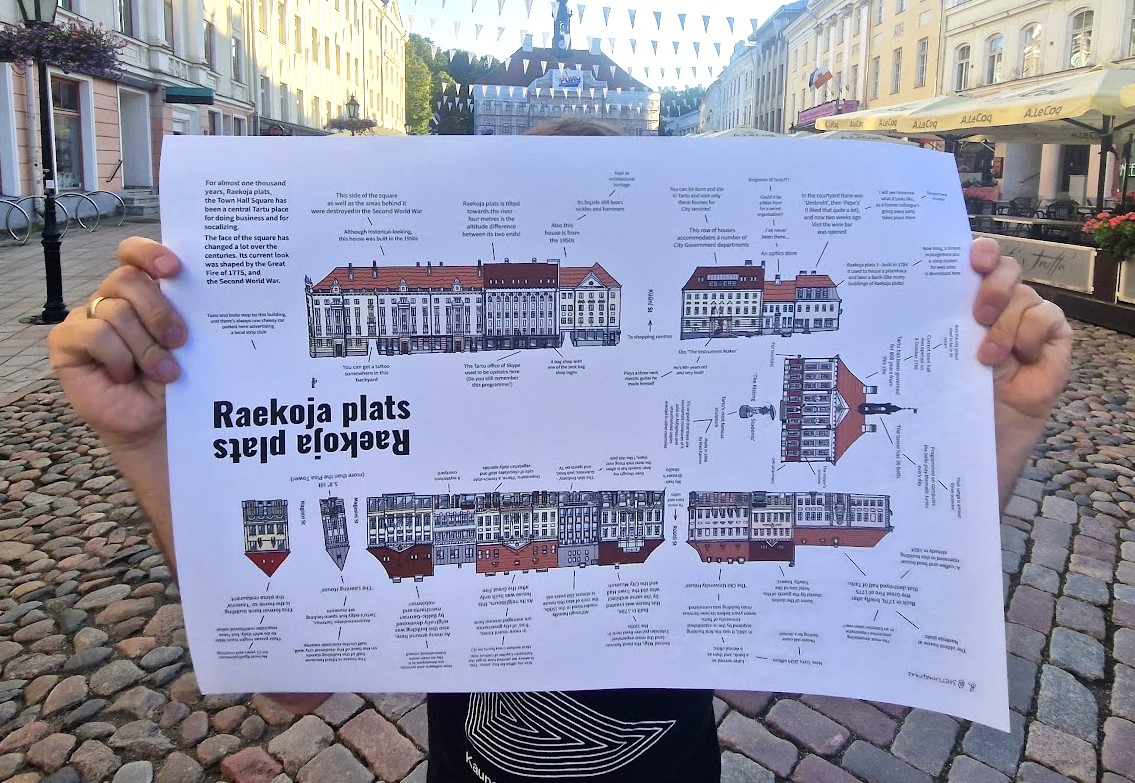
[559,263,621,346]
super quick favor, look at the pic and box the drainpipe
[23,67,41,196]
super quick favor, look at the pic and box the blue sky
[400,0,787,88]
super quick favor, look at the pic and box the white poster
[160,136,1008,729]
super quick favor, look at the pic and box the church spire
[552,0,571,53]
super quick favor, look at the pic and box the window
[870,56,880,99]
[231,37,244,82]
[257,0,267,31]
[1129,1,1135,58]
[1068,10,1093,68]
[259,76,271,117]
[311,96,320,124]
[164,0,175,50]
[203,21,215,69]
[276,2,286,43]
[336,43,342,75]
[954,44,971,90]
[51,79,84,190]
[915,37,928,87]
[854,7,863,36]
[296,88,304,121]
[279,82,288,121]
[294,15,302,53]
[311,28,318,62]
[895,0,906,12]
[837,23,844,44]
[849,64,859,97]
[984,34,1003,84]
[875,0,884,25]
[891,48,902,93]
[324,36,330,66]
[118,0,136,37]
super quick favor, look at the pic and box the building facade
[687,490,893,565]
[941,0,1135,203]
[680,262,840,339]
[305,260,621,357]
[319,496,349,570]
[242,498,290,576]
[365,489,664,581]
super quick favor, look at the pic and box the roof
[311,265,484,293]
[476,47,651,91]
[795,274,837,288]
[764,280,797,302]
[560,263,620,288]
[483,262,559,288]
[833,359,868,462]
[682,265,766,291]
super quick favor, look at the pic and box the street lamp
[16,0,66,324]
[346,95,360,120]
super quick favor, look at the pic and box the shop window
[50,79,84,191]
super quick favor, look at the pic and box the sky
[398,0,787,89]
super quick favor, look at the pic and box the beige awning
[694,127,781,138]
[815,95,971,132]
[795,130,918,145]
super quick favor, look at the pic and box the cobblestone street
[1,229,1134,782]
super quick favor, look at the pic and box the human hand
[970,237,1072,503]
[47,237,185,453]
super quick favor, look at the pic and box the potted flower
[0,20,122,77]
[1082,211,1135,261]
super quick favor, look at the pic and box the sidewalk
[0,227,1134,782]
[0,223,160,400]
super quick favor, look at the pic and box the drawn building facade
[365,489,664,581]
[320,497,350,571]
[680,262,840,339]
[688,490,892,565]
[242,499,290,577]
[306,260,621,357]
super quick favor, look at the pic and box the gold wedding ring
[86,296,109,319]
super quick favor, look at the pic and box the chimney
[590,37,601,55]
[531,256,537,262]
[774,275,781,284]
[371,260,377,279]
[744,260,753,266]
[439,261,444,267]
[427,261,432,275]
[415,261,421,267]
[477,259,483,277]
[522,34,533,52]
[347,263,354,281]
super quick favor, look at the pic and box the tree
[659,85,706,118]
[404,44,433,135]
[404,34,502,135]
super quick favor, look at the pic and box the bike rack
[1,199,32,244]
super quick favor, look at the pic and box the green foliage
[404,44,433,135]
[659,85,705,117]
[405,33,502,135]
[325,117,378,135]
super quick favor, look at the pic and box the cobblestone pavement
[0,224,160,400]
[0,258,1133,781]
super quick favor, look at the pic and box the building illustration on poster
[305,260,621,357]
[688,490,892,565]
[242,499,290,577]
[780,356,914,463]
[365,489,665,581]
[680,262,841,339]
[320,497,350,570]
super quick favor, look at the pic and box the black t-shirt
[426,689,719,783]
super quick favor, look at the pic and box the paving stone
[296,745,373,783]
[179,710,209,746]
[0,753,24,779]
[219,747,282,783]
[155,752,202,783]
[1073,534,1117,566]
[1063,573,1110,606]
[841,740,931,783]
[791,755,861,783]
[719,749,775,783]
[716,711,798,776]
[403,761,428,783]
[1042,496,1079,524]
[765,699,849,756]
[962,710,1025,776]
[43,766,81,783]
[891,709,959,776]
[240,714,267,742]
[73,585,130,610]
[267,715,334,776]
[947,756,1010,783]
[0,721,51,753]
[398,702,429,752]
[1049,627,1106,681]
[1069,554,1113,582]
[112,761,153,783]
[1037,665,1098,743]
[1116,628,1135,667]
[1002,525,1029,554]
[196,734,242,766]
[63,700,107,729]
[1017,761,1077,783]
[364,692,426,722]
[89,661,144,697]
[1006,623,1046,663]
[41,676,87,717]
[1033,518,1074,548]
[1021,563,1060,593]
[716,690,773,717]
[157,701,189,729]
[1007,586,1055,634]
[1103,718,1135,778]
[73,722,116,741]
[1056,596,1107,639]
[799,696,897,745]
[1032,545,1070,571]
[70,739,121,783]
[1007,654,1038,712]
[340,708,424,781]
[1025,722,1097,783]
[1114,664,1135,721]
[312,693,365,728]
[26,733,77,773]
[1004,495,1038,520]
[107,721,173,759]
[1117,585,1135,605]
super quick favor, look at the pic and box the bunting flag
[523,58,530,71]
[475,23,483,38]
[523,0,533,17]
[504,56,512,70]
[675,66,681,80]
[713,42,721,56]
[702,15,710,32]
[651,40,658,55]
[407,14,414,30]
[453,20,460,36]
[576,3,585,23]
[494,85,501,96]
[629,38,637,53]
[498,0,505,12]
[726,17,734,33]
[591,65,599,77]
[693,41,700,56]
[677,13,686,31]
[602,6,610,25]
[540,59,548,73]
[691,66,697,77]
[653,11,661,29]
[542,31,549,46]
[497,26,505,40]
[643,66,650,78]
[660,67,666,79]
[609,65,617,79]
[672,40,679,55]
[429,17,437,31]
[446,48,455,61]
[430,44,439,58]
[751,18,759,33]
[470,0,477,10]
[608,37,615,52]
[707,66,715,76]
[627,9,635,27]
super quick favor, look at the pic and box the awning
[815,95,971,132]
[694,127,780,138]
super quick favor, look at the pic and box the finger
[48,318,138,385]
[973,254,1022,327]
[116,236,180,279]
[96,265,186,349]
[93,297,181,383]
[978,283,1042,366]
[1013,299,1071,366]
[970,237,1001,275]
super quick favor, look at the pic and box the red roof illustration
[833,359,868,461]
[246,551,289,577]
[559,263,620,288]
[682,265,766,291]
[312,265,484,293]
[796,274,837,287]
[483,262,560,288]
[764,280,798,301]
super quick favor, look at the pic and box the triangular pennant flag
[691,66,697,77]
[504,56,512,70]
[675,66,681,79]
[708,65,715,77]
[498,0,505,12]
[559,62,566,71]
[608,36,616,52]
[540,59,548,73]
[471,0,477,10]
[523,58,530,71]
[609,65,617,78]
[494,85,501,96]
[702,14,710,32]
[713,42,721,56]
[672,40,679,55]
[453,20,460,36]
[651,40,658,55]
[693,41,700,56]
[498,26,506,40]
[629,39,637,53]
[643,66,650,78]
[534,87,541,98]
[659,67,665,79]
[467,51,474,65]
[542,32,549,46]
[751,18,759,33]
[592,64,599,76]
[430,17,438,30]
[616,86,623,93]
[653,11,661,29]
[589,87,595,97]
[441,0,447,7]
[447,49,456,62]
[726,17,734,32]
[576,3,585,23]
[407,14,415,30]
[430,44,439,58]
[677,13,686,30]
[602,6,610,25]
[523,0,533,17]
[628,9,635,27]
[475,23,483,38]
[436,101,442,109]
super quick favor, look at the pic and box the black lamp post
[17,0,67,324]
[346,94,360,119]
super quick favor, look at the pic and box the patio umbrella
[815,94,972,132]
[695,127,781,138]
[795,130,918,145]
[888,65,1135,207]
